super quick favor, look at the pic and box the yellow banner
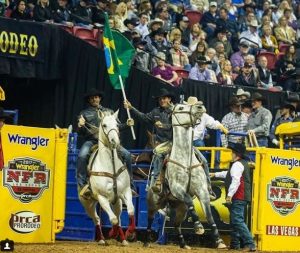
[252,148,300,251]
[0,125,64,243]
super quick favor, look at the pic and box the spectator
[261,24,278,53]
[273,0,292,24]
[135,12,149,38]
[190,0,209,12]
[201,1,218,39]
[72,0,92,26]
[230,41,250,73]
[276,44,298,91]
[283,8,297,31]
[241,99,253,118]
[176,15,190,48]
[33,0,52,22]
[169,39,190,70]
[138,0,152,17]
[269,102,295,147]
[189,41,207,66]
[151,52,178,85]
[108,15,117,29]
[221,97,248,147]
[52,0,73,26]
[189,23,207,51]
[188,55,214,82]
[148,17,163,34]
[239,11,256,33]
[215,42,226,58]
[209,26,233,59]
[132,37,150,72]
[257,55,273,89]
[150,28,172,64]
[247,92,273,147]
[156,7,172,32]
[234,62,259,87]
[239,19,262,54]
[11,0,32,20]
[125,0,137,20]
[115,2,128,32]
[217,52,227,65]
[256,0,271,19]
[0,0,9,16]
[223,0,238,20]
[287,93,300,119]
[274,16,296,45]
[205,47,220,75]
[91,0,109,27]
[168,28,190,54]
[217,60,235,85]
[123,18,139,41]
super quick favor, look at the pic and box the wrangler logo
[8,134,49,150]
[270,156,300,170]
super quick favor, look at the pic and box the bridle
[98,110,119,148]
[171,104,201,128]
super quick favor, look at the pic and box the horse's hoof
[125,230,136,242]
[195,227,205,235]
[183,245,191,250]
[121,240,129,246]
[98,240,106,246]
[217,242,227,249]
[143,242,150,248]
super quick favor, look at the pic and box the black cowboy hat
[228,142,247,159]
[215,26,228,35]
[0,107,12,121]
[124,18,139,27]
[84,88,104,100]
[151,27,166,37]
[241,99,252,109]
[132,37,147,47]
[251,92,265,102]
[228,97,242,106]
[279,102,296,111]
[153,88,175,101]
[196,55,211,64]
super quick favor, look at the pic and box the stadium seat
[84,38,98,47]
[4,9,12,18]
[59,25,73,34]
[279,44,289,53]
[257,52,277,70]
[73,26,94,40]
[184,10,203,27]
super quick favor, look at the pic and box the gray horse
[144,103,226,249]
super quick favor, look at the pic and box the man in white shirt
[239,19,262,55]
[135,12,149,39]
[210,143,256,251]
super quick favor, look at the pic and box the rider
[124,88,174,193]
[77,88,137,198]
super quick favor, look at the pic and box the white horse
[79,110,135,246]
[144,103,226,249]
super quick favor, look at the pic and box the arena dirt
[13,240,246,253]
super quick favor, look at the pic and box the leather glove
[126,118,134,127]
[248,129,255,135]
[124,100,132,110]
[272,139,279,146]
[78,115,85,128]
[219,124,229,135]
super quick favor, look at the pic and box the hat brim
[153,93,175,101]
[84,91,104,100]
[228,146,248,158]
[196,60,211,64]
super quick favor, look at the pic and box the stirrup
[151,180,162,193]
[79,184,92,200]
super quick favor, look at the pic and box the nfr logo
[267,177,300,216]
[3,158,50,203]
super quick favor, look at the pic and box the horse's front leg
[110,199,128,246]
[174,202,190,249]
[97,195,118,225]
[122,187,136,241]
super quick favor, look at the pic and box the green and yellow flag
[103,14,135,89]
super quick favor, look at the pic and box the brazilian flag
[103,14,135,89]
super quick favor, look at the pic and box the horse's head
[99,110,120,149]
[172,103,205,127]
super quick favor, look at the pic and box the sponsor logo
[3,158,50,203]
[7,134,49,150]
[266,225,300,236]
[270,156,300,170]
[267,176,300,215]
[9,211,41,233]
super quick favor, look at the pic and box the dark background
[0,18,286,148]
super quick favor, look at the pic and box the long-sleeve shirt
[215,161,244,197]
[193,113,220,141]
[269,115,294,141]
[189,66,212,82]
[221,112,248,147]
[239,30,262,48]
[247,106,273,137]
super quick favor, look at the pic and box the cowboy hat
[279,102,296,111]
[84,88,104,100]
[0,107,12,121]
[228,97,242,106]
[249,19,258,28]
[241,99,252,109]
[251,92,265,102]
[124,18,139,27]
[196,55,211,64]
[228,142,247,159]
[235,88,251,99]
[149,18,164,29]
[153,88,175,101]
[132,37,147,47]
[186,96,204,105]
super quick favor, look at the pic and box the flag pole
[118,75,136,140]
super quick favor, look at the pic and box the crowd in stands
[2,0,300,90]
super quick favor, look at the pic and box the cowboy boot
[79,184,92,200]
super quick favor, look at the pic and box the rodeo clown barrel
[0,125,68,243]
